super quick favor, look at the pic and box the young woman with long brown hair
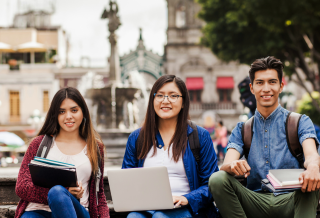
[15,87,109,218]
[122,75,219,218]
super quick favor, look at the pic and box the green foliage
[197,0,320,69]
[297,92,320,125]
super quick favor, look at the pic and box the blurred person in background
[215,121,228,162]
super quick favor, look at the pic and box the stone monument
[86,0,140,165]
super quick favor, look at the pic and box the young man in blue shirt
[209,56,320,218]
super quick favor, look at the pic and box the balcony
[189,102,238,115]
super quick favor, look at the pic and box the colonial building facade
[164,0,250,129]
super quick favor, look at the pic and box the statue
[101,0,121,84]
[101,1,121,34]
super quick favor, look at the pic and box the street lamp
[27,109,44,132]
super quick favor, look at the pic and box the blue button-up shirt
[227,105,319,191]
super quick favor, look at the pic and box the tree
[197,0,320,112]
[297,92,320,125]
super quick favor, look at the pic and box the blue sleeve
[298,115,320,147]
[183,128,219,214]
[121,129,141,169]
[226,122,244,156]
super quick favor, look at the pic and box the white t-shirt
[25,138,92,212]
[143,145,191,196]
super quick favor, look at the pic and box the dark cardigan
[15,135,109,218]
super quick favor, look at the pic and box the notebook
[29,156,77,188]
[267,174,302,189]
[268,169,304,187]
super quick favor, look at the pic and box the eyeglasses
[154,93,183,103]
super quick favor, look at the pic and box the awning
[186,77,204,90]
[217,77,234,89]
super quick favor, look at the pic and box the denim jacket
[122,125,219,217]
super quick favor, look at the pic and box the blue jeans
[127,206,204,218]
[21,185,90,218]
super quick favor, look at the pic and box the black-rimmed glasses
[154,93,183,103]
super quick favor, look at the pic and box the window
[218,89,232,102]
[10,91,20,122]
[189,90,202,103]
[176,6,186,28]
[43,91,49,112]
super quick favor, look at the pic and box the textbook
[266,175,302,189]
[261,178,301,193]
[29,157,77,189]
[268,169,304,187]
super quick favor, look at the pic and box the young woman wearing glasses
[122,75,219,218]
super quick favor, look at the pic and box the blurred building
[164,0,250,129]
[0,10,66,138]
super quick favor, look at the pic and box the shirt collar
[255,104,283,120]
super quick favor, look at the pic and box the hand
[230,160,251,178]
[172,196,188,207]
[299,164,320,193]
[68,181,84,199]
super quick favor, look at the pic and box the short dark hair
[219,121,223,126]
[249,56,283,85]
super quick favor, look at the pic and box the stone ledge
[0,202,129,218]
[0,205,17,218]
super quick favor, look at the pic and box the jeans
[21,185,90,218]
[209,171,319,218]
[127,206,206,218]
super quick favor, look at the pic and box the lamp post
[27,109,44,134]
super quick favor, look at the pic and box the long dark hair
[38,87,101,175]
[138,75,190,162]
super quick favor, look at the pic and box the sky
[0,0,167,67]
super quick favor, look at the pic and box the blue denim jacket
[227,105,319,191]
[122,125,219,217]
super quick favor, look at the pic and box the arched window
[175,5,186,28]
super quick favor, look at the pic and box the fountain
[85,0,141,165]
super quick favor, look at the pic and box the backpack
[136,120,201,164]
[241,112,305,168]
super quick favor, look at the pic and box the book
[34,156,75,167]
[267,175,302,189]
[268,169,304,187]
[29,157,77,188]
[261,178,301,193]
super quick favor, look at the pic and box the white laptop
[107,166,177,212]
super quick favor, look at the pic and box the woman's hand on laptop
[173,196,188,207]
[69,181,84,199]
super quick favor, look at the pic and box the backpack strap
[241,117,254,160]
[187,120,200,164]
[286,112,304,168]
[36,135,53,158]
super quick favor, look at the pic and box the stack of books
[29,156,77,188]
[263,169,304,193]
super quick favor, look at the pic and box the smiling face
[58,98,84,134]
[153,82,183,122]
[250,69,284,111]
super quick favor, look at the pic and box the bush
[297,92,320,125]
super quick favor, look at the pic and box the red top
[15,135,109,218]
